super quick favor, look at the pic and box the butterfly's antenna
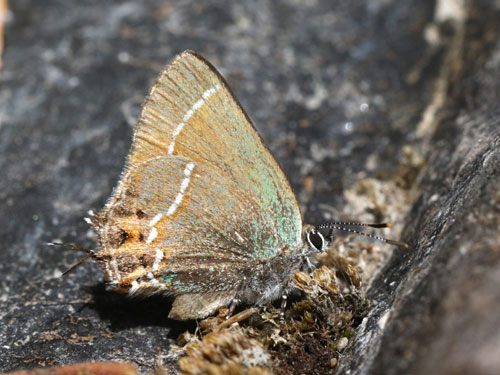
[316,222,408,248]
[47,242,95,275]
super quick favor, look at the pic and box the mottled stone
[2,0,498,374]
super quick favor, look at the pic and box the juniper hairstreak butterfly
[54,51,406,320]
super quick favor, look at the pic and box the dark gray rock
[0,0,498,374]
[337,4,500,374]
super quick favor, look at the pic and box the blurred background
[1,1,499,374]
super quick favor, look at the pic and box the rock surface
[0,0,498,374]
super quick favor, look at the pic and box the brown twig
[0,0,7,71]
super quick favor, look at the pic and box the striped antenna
[317,221,392,229]
[317,222,408,248]
[47,242,96,275]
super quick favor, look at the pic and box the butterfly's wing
[94,51,302,318]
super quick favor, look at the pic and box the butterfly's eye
[306,229,325,251]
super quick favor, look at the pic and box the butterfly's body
[236,249,312,304]
[86,51,321,319]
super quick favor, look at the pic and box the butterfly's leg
[226,297,241,319]
[226,278,248,319]
[327,228,335,242]
[279,294,288,323]
[305,256,316,274]
[279,275,299,323]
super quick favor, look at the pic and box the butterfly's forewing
[132,51,302,248]
[95,51,302,309]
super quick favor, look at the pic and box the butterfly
[59,51,405,320]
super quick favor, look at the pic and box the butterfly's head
[304,221,408,251]
[303,224,329,254]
